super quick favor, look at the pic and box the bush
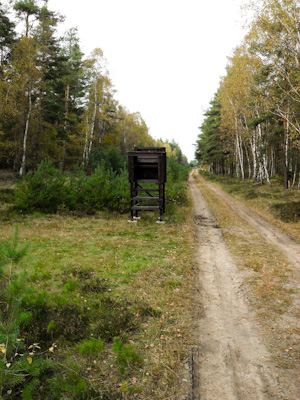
[14,154,189,216]
[83,164,129,212]
[165,156,189,210]
[14,160,86,213]
[15,160,130,214]
[167,156,189,183]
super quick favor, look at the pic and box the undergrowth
[0,195,194,399]
[12,159,189,218]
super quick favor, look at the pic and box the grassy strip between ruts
[194,172,300,373]
[0,204,196,399]
[199,170,300,242]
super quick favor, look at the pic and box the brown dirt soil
[190,170,300,400]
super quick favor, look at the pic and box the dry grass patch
[200,171,300,241]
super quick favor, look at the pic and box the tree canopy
[196,0,300,188]
[0,0,186,174]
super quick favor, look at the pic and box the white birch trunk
[285,117,289,175]
[262,153,271,187]
[88,80,98,157]
[282,115,289,189]
[227,96,245,180]
[236,130,244,181]
[257,123,271,187]
[235,144,239,178]
[256,124,264,184]
[270,148,275,177]
[250,133,257,181]
[19,91,32,176]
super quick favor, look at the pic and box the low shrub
[15,156,189,216]
[167,156,189,182]
[14,160,86,213]
[84,165,130,213]
[14,160,130,214]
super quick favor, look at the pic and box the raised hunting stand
[128,147,167,221]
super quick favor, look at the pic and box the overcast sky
[48,0,247,161]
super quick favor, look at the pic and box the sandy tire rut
[189,170,299,400]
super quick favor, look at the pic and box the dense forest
[0,0,187,174]
[196,0,300,189]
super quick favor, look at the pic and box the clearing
[190,169,300,400]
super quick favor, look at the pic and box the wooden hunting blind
[128,147,167,220]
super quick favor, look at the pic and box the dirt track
[190,170,300,400]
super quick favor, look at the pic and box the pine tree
[0,3,16,75]
[196,94,227,174]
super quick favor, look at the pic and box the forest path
[189,170,300,400]
[199,174,300,280]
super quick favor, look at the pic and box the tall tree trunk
[283,116,289,189]
[262,153,271,187]
[19,91,32,176]
[257,123,271,187]
[250,132,257,181]
[236,130,244,181]
[62,79,70,169]
[269,147,275,177]
[291,149,298,188]
[245,144,251,179]
[227,97,244,180]
[64,79,70,132]
[235,146,239,178]
[88,80,97,157]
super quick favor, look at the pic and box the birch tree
[11,37,41,175]
[82,48,114,165]
[218,47,256,181]
[247,0,300,188]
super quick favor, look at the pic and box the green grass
[0,205,195,399]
